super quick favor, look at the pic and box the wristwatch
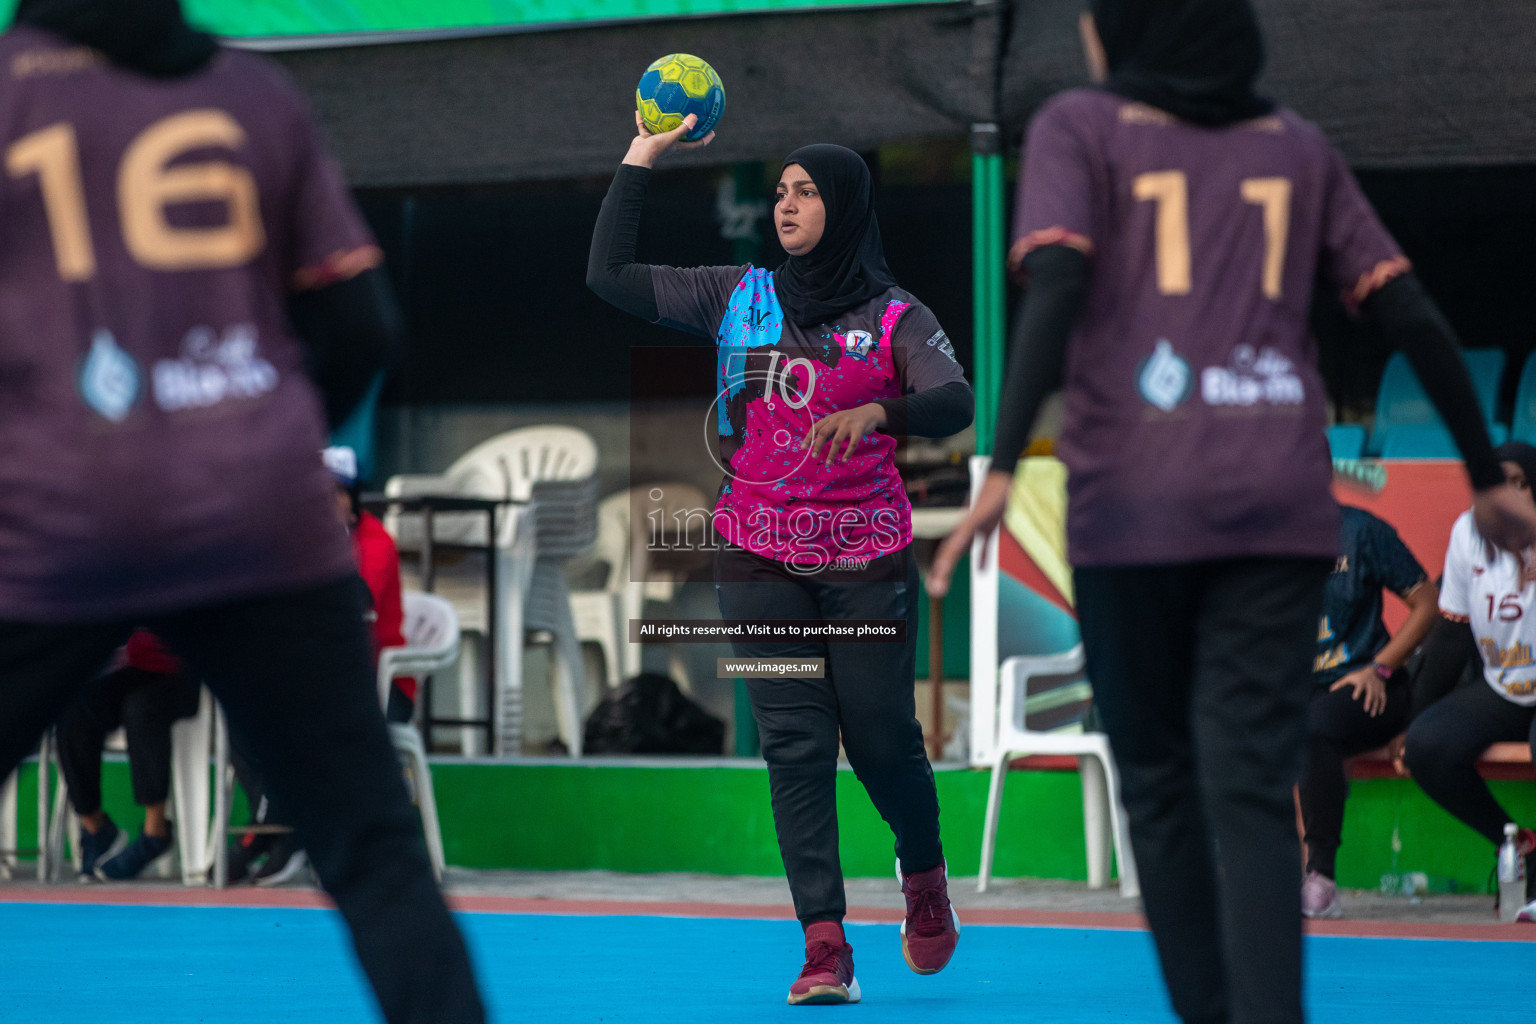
[1372,662,1394,681]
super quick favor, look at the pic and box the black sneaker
[252,835,307,887]
[77,817,127,881]
[95,826,175,881]
[224,832,271,885]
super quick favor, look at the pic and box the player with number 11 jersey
[0,5,482,1023]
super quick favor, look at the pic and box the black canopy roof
[268,0,1536,187]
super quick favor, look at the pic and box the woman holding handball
[589,98,972,1004]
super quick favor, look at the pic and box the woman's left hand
[803,404,886,466]
[1330,665,1389,717]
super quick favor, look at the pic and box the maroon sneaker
[899,860,960,975]
[788,921,860,1005]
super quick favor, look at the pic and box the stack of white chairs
[384,425,598,757]
[977,646,1139,898]
[570,484,711,689]
[518,475,600,754]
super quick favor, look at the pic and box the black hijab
[1495,441,1536,489]
[14,0,216,78]
[774,145,899,327]
[1091,0,1273,127]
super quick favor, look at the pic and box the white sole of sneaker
[256,850,309,887]
[788,977,861,1005]
[79,829,129,882]
[900,908,962,975]
[1302,901,1343,920]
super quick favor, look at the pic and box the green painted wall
[10,760,1533,897]
[431,762,1094,879]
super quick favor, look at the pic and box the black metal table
[361,492,516,749]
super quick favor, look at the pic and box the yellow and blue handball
[636,53,725,141]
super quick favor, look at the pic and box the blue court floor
[2,902,1531,1022]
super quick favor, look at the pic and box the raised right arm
[586,164,660,321]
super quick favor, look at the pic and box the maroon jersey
[1013,89,1408,567]
[0,26,382,622]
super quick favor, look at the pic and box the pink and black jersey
[1012,88,1408,567]
[653,264,966,567]
[0,26,379,621]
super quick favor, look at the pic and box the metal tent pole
[971,122,1005,456]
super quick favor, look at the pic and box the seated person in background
[57,631,201,880]
[1404,441,1536,919]
[230,446,412,884]
[324,445,416,723]
[1300,504,1436,918]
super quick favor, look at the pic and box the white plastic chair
[569,491,635,687]
[569,484,711,688]
[0,768,18,879]
[377,592,457,880]
[385,425,597,756]
[978,646,1139,897]
[385,425,599,548]
[37,689,217,884]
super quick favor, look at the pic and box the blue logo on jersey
[716,268,784,436]
[1136,339,1192,412]
[77,330,141,423]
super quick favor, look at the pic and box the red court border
[1,886,1533,942]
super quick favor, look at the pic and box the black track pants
[1405,681,1536,851]
[1298,672,1410,879]
[0,577,484,1024]
[56,666,201,812]
[1075,557,1329,1024]
[715,543,942,927]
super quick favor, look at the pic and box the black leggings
[1299,672,1411,879]
[1405,680,1536,891]
[715,543,941,927]
[0,578,482,1024]
[233,685,415,836]
[56,666,202,814]
[1076,557,1329,1024]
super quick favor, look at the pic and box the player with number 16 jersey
[0,19,372,620]
[0,5,483,1023]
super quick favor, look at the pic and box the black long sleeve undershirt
[987,245,1090,473]
[587,162,972,439]
[1360,273,1502,490]
[877,380,974,440]
[288,266,403,430]
[586,163,660,322]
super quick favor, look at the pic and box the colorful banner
[2,1,945,41]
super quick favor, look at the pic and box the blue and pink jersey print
[711,268,912,568]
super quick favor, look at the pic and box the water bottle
[1379,871,1458,898]
[1497,822,1524,923]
